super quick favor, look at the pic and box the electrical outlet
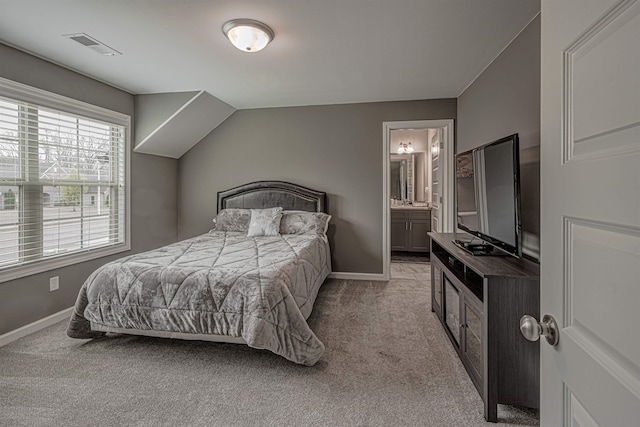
[49,276,59,292]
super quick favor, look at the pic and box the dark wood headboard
[217,181,327,213]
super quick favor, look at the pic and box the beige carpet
[0,262,538,426]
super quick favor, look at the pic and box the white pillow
[247,207,284,237]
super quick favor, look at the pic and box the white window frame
[0,77,131,284]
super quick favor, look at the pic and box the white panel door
[430,129,442,232]
[540,0,640,425]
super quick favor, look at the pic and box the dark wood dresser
[429,232,540,422]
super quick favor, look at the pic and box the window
[0,77,130,282]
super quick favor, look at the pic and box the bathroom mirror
[390,152,426,202]
[390,155,409,200]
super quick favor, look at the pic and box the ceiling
[0,0,540,110]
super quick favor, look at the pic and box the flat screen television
[455,134,522,257]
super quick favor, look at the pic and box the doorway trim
[382,119,455,280]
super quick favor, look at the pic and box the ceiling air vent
[63,33,122,56]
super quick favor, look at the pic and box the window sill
[0,243,131,284]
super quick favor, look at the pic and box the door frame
[382,119,455,280]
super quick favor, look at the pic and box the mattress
[67,230,331,366]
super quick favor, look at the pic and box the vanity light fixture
[222,19,275,53]
[397,142,414,154]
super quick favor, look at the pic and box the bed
[67,181,331,366]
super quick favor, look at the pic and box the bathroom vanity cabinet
[390,208,431,252]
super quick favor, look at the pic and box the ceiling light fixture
[222,19,274,53]
[397,142,414,154]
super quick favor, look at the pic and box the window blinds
[0,93,127,270]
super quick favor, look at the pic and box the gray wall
[178,100,456,274]
[0,43,178,335]
[457,15,540,259]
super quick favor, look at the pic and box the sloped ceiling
[134,91,235,159]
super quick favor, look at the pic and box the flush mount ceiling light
[397,142,414,154]
[222,19,274,53]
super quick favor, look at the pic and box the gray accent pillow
[247,207,284,237]
[213,208,251,232]
[280,211,332,235]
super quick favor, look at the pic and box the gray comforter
[67,231,331,366]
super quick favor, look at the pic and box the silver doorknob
[520,314,559,346]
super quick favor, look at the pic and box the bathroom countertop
[390,205,431,210]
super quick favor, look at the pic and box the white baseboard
[329,272,389,281]
[0,306,74,348]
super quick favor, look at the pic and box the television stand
[429,232,540,422]
[452,239,510,256]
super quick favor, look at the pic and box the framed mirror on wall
[390,154,409,201]
[390,152,425,202]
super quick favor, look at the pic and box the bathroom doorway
[382,119,454,280]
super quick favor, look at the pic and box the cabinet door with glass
[462,294,483,391]
[443,276,461,348]
[431,261,443,320]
